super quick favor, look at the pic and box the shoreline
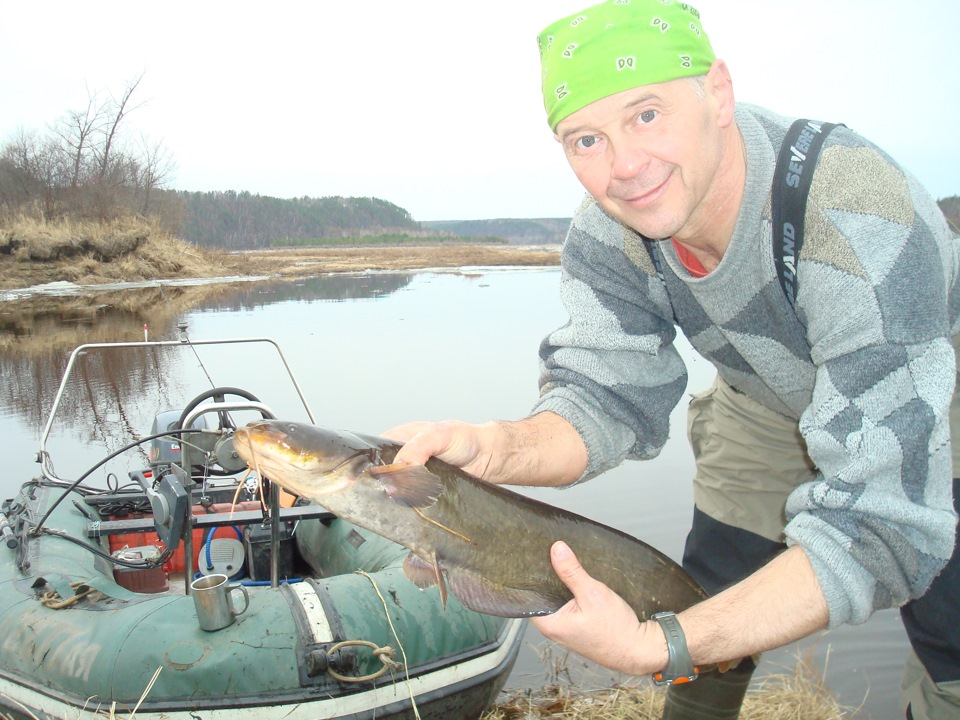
[0,243,561,300]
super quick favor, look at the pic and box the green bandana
[538,0,716,132]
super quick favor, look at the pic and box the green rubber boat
[0,334,524,719]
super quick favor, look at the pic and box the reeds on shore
[0,214,231,288]
[483,649,857,720]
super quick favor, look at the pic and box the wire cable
[30,428,206,535]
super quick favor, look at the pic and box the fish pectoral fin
[405,553,569,618]
[403,553,438,589]
[445,567,570,619]
[403,552,449,608]
[369,462,442,509]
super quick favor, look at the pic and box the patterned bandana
[538,0,716,132]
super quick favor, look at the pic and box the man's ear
[706,59,736,128]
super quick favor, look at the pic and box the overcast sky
[1,1,957,222]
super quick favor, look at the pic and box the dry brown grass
[484,653,855,720]
[234,244,560,277]
[1,215,150,262]
[0,215,235,289]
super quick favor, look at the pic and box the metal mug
[190,573,250,631]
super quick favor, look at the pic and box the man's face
[555,72,726,241]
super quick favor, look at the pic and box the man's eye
[638,109,657,124]
[576,135,599,149]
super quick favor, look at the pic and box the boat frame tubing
[37,336,316,484]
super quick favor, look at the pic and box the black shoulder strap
[772,119,842,308]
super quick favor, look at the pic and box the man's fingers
[550,541,592,596]
[379,423,438,464]
[394,434,440,466]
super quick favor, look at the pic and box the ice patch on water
[1,275,269,302]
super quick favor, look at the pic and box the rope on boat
[355,569,422,720]
[39,580,96,609]
[325,640,402,683]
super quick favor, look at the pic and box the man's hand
[383,420,495,479]
[383,412,589,488]
[531,541,668,676]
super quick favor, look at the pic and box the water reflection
[199,273,415,310]
[0,273,416,433]
[1,302,154,435]
[1,274,414,357]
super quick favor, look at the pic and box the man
[387,1,960,717]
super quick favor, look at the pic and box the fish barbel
[233,419,708,620]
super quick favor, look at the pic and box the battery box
[243,522,295,582]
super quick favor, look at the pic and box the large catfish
[233,421,755,718]
[234,420,708,621]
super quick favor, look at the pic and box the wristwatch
[651,611,699,686]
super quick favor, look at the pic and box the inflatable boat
[0,333,524,719]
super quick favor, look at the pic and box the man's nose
[610,140,650,181]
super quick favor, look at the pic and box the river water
[0,267,908,718]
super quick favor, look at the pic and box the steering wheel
[177,386,264,432]
[177,387,268,477]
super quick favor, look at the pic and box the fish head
[233,420,378,500]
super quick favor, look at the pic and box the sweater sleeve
[782,140,959,627]
[530,200,687,481]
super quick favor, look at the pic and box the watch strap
[651,611,698,685]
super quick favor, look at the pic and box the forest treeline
[423,217,571,244]
[169,191,574,247]
[168,190,419,248]
[170,190,422,248]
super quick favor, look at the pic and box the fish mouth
[233,422,369,497]
[233,424,294,466]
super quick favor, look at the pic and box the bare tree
[132,134,176,215]
[0,72,179,225]
[52,86,108,192]
[0,127,66,217]
[95,71,147,182]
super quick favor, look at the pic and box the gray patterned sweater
[531,103,959,628]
